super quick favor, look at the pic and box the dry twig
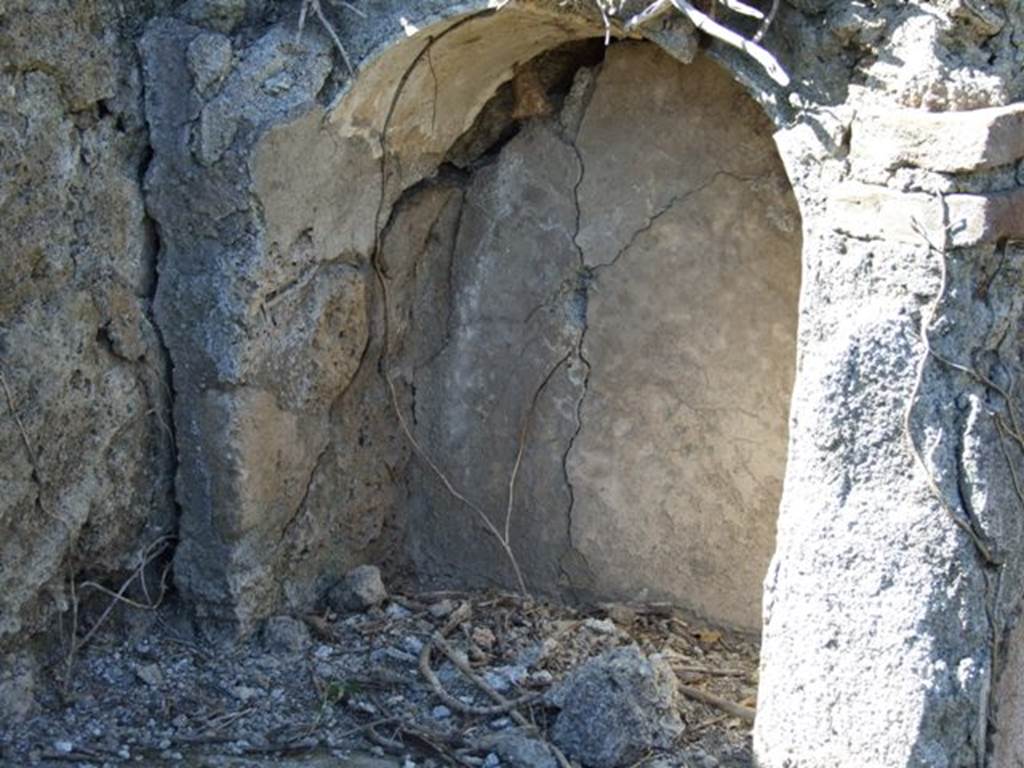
[624,0,789,86]
[63,535,175,687]
[296,0,356,75]
[677,683,756,723]
[904,218,1002,567]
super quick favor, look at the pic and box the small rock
[483,753,501,768]
[348,699,378,716]
[385,602,411,619]
[262,615,311,655]
[53,741,73,754]
[327,565,388,612]
[483,665,527,693]
[232,685,260,702]
[583,617,617,635]
[262,71,294,95]
[602,603,638,626]
[528,670,554,687]
[472,626,496,651]
[431,705,452,719]
[428,599,455,619]
[402,636,424,655]
[477,731,558,768]
[549,647,683,768]
[135,663,163,687]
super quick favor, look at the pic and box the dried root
[296,0,356,75]
[623,0,790,86]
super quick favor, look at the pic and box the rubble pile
[1,568,758,767]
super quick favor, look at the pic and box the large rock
[549,647,683,768]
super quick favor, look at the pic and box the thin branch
[63,535,175,687]
[625,0,675,30]
[754,0,780,42]
[670,0,790,86]
[0,368,38,468]
[904,217,1002,567]
[506,351,573,545]
[677,683,755,723]
[296,0,355,75]
[718,0,765,20]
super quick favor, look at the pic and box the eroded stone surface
[0,0,175,661]
[851,103,1024,174]
[994,618,1024,766]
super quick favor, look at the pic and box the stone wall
[0,0,176,657]
[4,0,1024,765]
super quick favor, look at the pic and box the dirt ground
[0,585,759,768]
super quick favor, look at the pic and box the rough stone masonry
[2,0,1024,765]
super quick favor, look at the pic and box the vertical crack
[135,79,181,536]
[560,122,593,578]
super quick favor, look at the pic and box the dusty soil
[0,587,758,767]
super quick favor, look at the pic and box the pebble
[583,618,617,635]
[347,699,378,715]
[483,665,527,693]
[262,615,311,655]
[428,599,455,618]
[314,644,333,660]
[52,741,73,754]
[472,626,497,650]
[402,635,425,655]
[232,685,260,702]
[135,663,163,687]
[431,705,452,719]
[483,752,501,768]
[529,670,554,686]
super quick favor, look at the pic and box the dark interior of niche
[443,37,607,170]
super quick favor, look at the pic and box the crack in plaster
[559,120,594,582]
[590,169,773,274]
[276,440,332,552]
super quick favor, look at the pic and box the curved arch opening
[254,6,801,633]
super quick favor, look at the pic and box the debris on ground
[0,583,760,767]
